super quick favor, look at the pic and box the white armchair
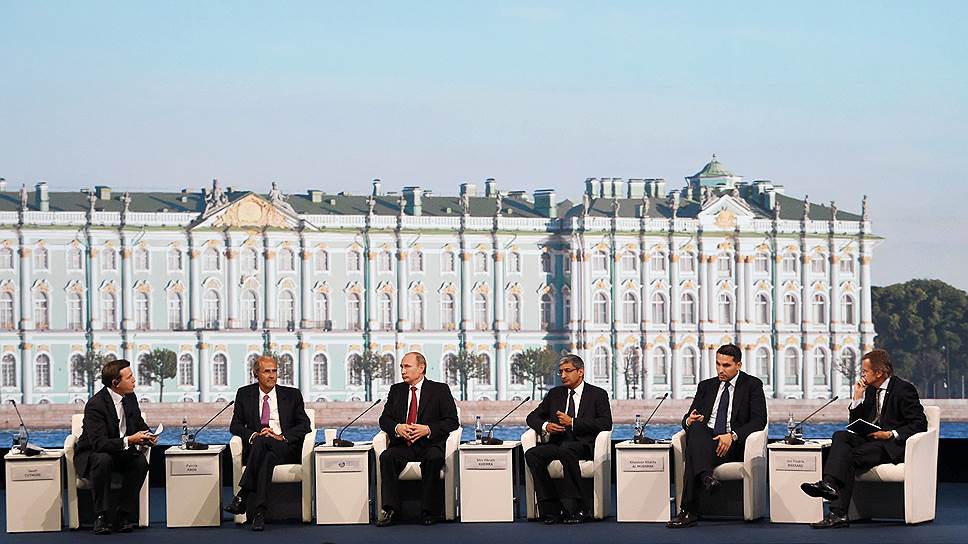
[848,405,940,524]
[521,428,613,520]
[229,408,316,523]
[672,419,768,521]
[63,413,151,529]
[372,407,462,521]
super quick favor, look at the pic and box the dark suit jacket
[378,378,459,449]
[681,372,767,447]
[229,383,312,462]
[849,376,927,462]
[74,387,150,478]
[526,382,613,448]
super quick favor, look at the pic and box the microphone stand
[634,392,669,444]
[8,400,43,456]
[481,396,531,445]
[325,399,382,447]
[185,400,235,450]
[784,395,840,445]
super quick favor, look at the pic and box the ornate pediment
[697,194,754,229]
[192,193,313,231]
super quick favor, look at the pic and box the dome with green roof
[687,154,742,188]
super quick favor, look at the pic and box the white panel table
[4,449,64,532]
[458,441,519,522]
[614,441,673,522]
[314,443,372,525]
[164,445,226,527]
[768,440,831,523]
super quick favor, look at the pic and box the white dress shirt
[706,372,741,434]
[108,388,129,449]
[850,377,898,439]
[249,385,283,443]
[396,377,426,437]
[542,380,585,433]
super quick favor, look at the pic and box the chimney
[402,186,423,216]
[459,183,477,197]
[95,185,111,201]
[484,178,497,197]
[627,179,645,199]
[644,179,666,198]
[35,181,49,211]
[308,189,323,203]
[372,178,383,196]
[585,178,602,198]
[534,189,557,218]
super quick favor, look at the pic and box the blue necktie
[713,382,731,436]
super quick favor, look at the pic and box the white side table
[164,445,226,527]
[458,441,519,522]
[768,440,831,523]
[4,449,64,532]
[314,444,372,524]
[614,441,672,522]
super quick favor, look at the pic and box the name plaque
[464,454,508,470]
[774,454,817,472]
[9,463,55,481]
[320,457,364,472]
[621,456,665,473]
[169,458,216,476]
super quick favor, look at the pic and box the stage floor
[3,484,966,544]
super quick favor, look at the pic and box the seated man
[74,359,157,535]
[802,348,927,528]
[377,351,459,526]
[524,354,612,524]
[224,355,312,531]
[667,343,767,528]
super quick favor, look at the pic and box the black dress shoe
[702,474,722,494]
[810,512,849,528]
[223,493,247,515]
[376,509,396,527]
[250,512,265,531]
[562,511,585,524]
[666,510,698,528]
[801,480,839,501]
[114,512,135,533]
[93,514,112,535]
[542,513,561,525]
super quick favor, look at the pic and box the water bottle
[633,414,643,441]
[16,423,27,453]
[475,415,483,443]
[787,413,797,439]
[181,416,189,448]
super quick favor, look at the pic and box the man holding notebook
[801,349,927,528]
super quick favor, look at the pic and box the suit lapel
[101,389,121,436]
[277,387,290,431]
[416,380,431,421]
[576,384,593,419]
[251,385,262,426]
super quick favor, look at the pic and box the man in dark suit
[667,343,767,528]
[377,351,459,527]
[802,348,927,528]
[74,359,156,535]
[224,355,312,531]
[524,353,612,524]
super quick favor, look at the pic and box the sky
[1,1,965,289]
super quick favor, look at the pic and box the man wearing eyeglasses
[524,354,612,524]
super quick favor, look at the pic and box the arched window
[812,293,827,324]
[316,250,329,273]
[168,248,183,272]
[811,255,827,274]
[203,248,221,271]
[0,247,14,270]
[842,294,856,325]
[784,294,800,324]
[246,353,260,384]
[755,347,771,384]
[68,247,83,270]
[278,290,296,327]
[681,348,697,385]
[409,251,424,273]
[540,294,553,328]
[476,353,491,386]
[510,353,525,385]
[134,292,150,330]
[278,353,294,385]
[679,252,695,274]
[441,293,456,329]
[473,293,488,329]
[102,248,117,272]
[212,353,227,386]
[652,348,668,385]
[441,251,455,273]
[312,353,328,386]
[102,292,117,330]
[622,252,638,273]
[134,247,150,272]
[33,291,48,329]
[347,354,363,387]
[508,251,521,273]
[1,354,16,388]
[443,353,459,386]
[680,293,696,325]
[593,346,610,381]
[717,254,733,277]
[314,293,330,327]
[754,252,769,273]
[168,292,184,330]
[840,255,855,274]
[410,293,424,330]
[379,250,393,273]
[814,348,828,385]
[841,349,859,383]
[507,294,521,329]
[755,293,770,324]
[651,292,667,324]
[651,252,666,273]
[35,354,51,388]
[380,293,393,330]
[593,292,609,325]
[562,287,572,324]
[347,250,361,272]
[203,289,221,328]
[33,246,49,270]
[717,293,733,324]
[70,354,86,388]
[782,253,798,274]
[784,348,800,385]
[67,292,84,330]
[242,248,259,273]
[0,292,13,329]
[474,252,488,274]
[540,252,552,274]
[278,248,296,272]
[241,290,259,329]
[178,353,194,386]
[622,292,638,324]
[592,250,608,273]
[381,353,395,386]
[348,293,362,330]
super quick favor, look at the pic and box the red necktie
[406,386,417,445]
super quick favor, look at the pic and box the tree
[77,350,110,398]
[349,349,384,401]
[444,347,486,401]
[621,347,642,400]
[138,348,177,402]
[512,347,559,399]
[872,279,968,398]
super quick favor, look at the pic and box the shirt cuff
[849,399,861,410]
[123,436,129,449]
[892,430,899,440]
[541,421,549,433]
[248,432,257,444]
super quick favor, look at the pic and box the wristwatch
[730,431,738,441]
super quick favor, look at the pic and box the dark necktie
[713,382,731,436]
[567,389,576,419]
[874,388,884,424]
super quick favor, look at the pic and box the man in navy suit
[802,349,927,528]
[224,355,312,531]
[377,351,459,526]
[75,359,156,535]
[667,343,767,528]
[525,353,613,524]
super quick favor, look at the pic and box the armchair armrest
[521,428,537,451]
[64,434,79,529]
[742,428,768,474]
[300,429,315,523]
[229,435,243,492]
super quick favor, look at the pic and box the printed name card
[464,454,508,470]
[621,456,665,473]
[9,463,55,481]
[774,454,817,472]
[169,458,216,476]
[320,457,364,473]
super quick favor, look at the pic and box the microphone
[326,399,382,448]
[634,392,669,444]
[8,400,43,456]
[480,396,531,446]
[784,395,840,445]
[184,400,235,450]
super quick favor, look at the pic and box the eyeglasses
[558,367,579,375]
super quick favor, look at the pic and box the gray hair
[558,353,585,370]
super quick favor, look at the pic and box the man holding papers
[801,349,927,528]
